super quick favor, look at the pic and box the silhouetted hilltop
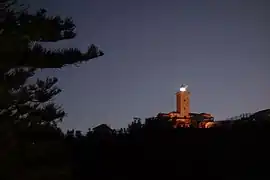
[63,110,270,179]
[1,107,270,179]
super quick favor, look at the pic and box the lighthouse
[176,84,190,118]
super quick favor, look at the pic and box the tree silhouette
[69,113,270,178]
[0,0,103,130]
[0,1,103,179]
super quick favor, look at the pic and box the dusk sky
[22,0,269,132]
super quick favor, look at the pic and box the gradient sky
[22,0,269,132]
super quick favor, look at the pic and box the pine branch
[3,68,35,90]
[27,103,65,124]
[16,9,77,42]
[1,42,104,69]
[22,44,104,68]
[0,2,104,69]
[1,5,75,42]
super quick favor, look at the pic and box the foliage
[0,1,103,179]
[66,113,270,178]
[0,0,103,130]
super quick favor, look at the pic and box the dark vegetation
[1,1,270,179]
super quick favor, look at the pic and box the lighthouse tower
[176,84,190,118]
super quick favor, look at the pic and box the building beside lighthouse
[158,84,214,128]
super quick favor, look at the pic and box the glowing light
[180,84,188,92]
[180,87,186,91]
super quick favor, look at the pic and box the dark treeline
[1,1,270,179]
[3,115,270,179]
[68,115,270,179]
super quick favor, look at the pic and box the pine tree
[0,1,104,179]
[0,0,103,130]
